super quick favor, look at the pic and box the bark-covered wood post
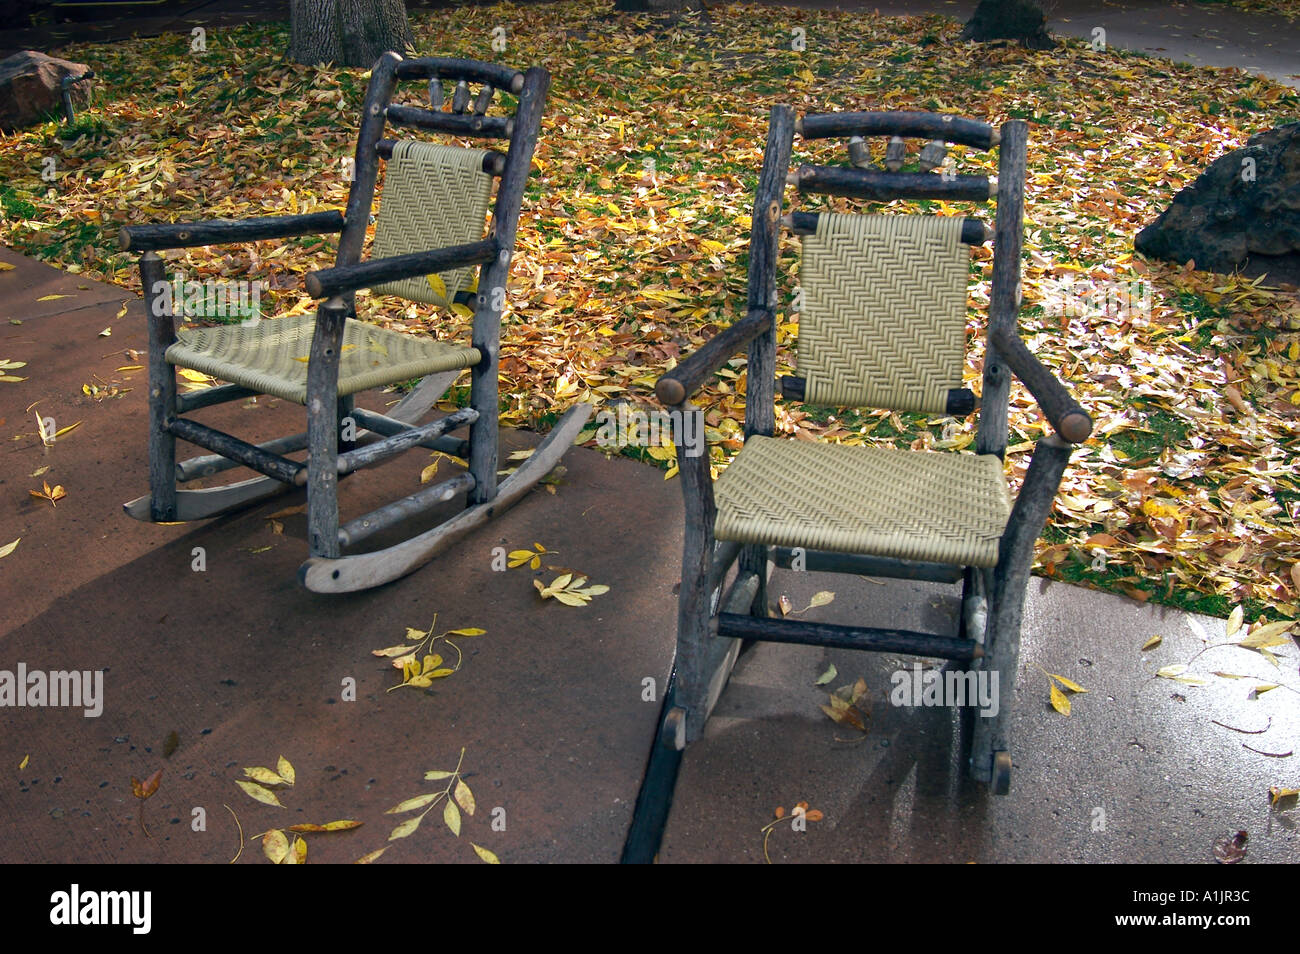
[467,66,549,506]
[976,119,1027,460]
[738,104,795,617]
[971,434,1072,786]
[306,297,349,559]
[142,252,177,522]
[289,0,414,68]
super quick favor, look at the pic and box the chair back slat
[800,111,997,150]
[371,140,494,307]
[796,213,969,414]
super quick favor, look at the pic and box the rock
[0,50,92,131]
[960,0,1057,50]
[1135,123,1300,274]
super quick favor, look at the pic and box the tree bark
[960,0,1056,50]
[289,0,414,68]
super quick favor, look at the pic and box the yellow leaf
[1227,606,1244,636]
[243,766,288,786]
[19,754,29,770]
[236,779,284,807]
[454,779,476,816]
[1270,786,1300,804]
[52,420,81,438]
[1048,673,1088,693]
[447,627,485,636]
[36,294,69,301]
[808,591,835,609]
[1141,635,1162,651]
[386,793,438,813]
[1049,681,1071,715]
[471,843,501,863]
[444,798,461,836]
[388,816,423,841]
[0,538,18,559]
[1238,621,1293,649]
[262,829,290,864]
[424,770,456,780]
[355,847,388,864]
[291,837,307,864]
[276,756,295,786]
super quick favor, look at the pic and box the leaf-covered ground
[1199,0,1300,20]
[2,2,1299,621]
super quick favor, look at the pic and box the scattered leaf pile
[1,3,1299,618]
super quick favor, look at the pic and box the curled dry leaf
[1211,830,1248,864]
[131,768,163,800]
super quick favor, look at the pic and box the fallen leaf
[0,538,18,559]
[236,779,284,807]
[263,829,290,864]
[1141,635,1162,651]
[814,663,837,686]
[471,843,501,864]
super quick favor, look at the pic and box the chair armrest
[305,239,498,299]
[655,308,773,406]
[989,325,1092,444]
[119,211,346,252]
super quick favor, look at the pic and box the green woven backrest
[797,213,969,415]
[371,140,494,308]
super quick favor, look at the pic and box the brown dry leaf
[131,768,163,800]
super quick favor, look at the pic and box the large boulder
[0,50,91,131]
[1135,123,1300,274]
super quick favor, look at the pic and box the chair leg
[970,435,1073,792]
[306,300,347,559]
[142,252,178,522]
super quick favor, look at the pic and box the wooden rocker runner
[623,106,1092,861]
[120,54,591,593]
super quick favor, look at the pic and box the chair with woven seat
[120,54,591,592]
[622,106,1092,861]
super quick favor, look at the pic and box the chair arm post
[141,251,178,521]
[674,403,720,738]
[305,297,350,559]
[655,308,772,406]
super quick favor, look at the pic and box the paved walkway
[1,251,1296,863]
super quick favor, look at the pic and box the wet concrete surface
[3,254,1296,863]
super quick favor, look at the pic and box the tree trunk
[614,0,704,11]
[289,0,414,68]
[960,0,1056,49]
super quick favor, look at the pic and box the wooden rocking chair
[623,106,1092,860]
[120,54,591,593]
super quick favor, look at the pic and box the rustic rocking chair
[120,54,591,593]
[623,106,1092,860]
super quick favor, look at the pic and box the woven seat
[714,435,1010,566]
[166,314,480,405]
[370,140,494,307]
[798,213,967,414]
